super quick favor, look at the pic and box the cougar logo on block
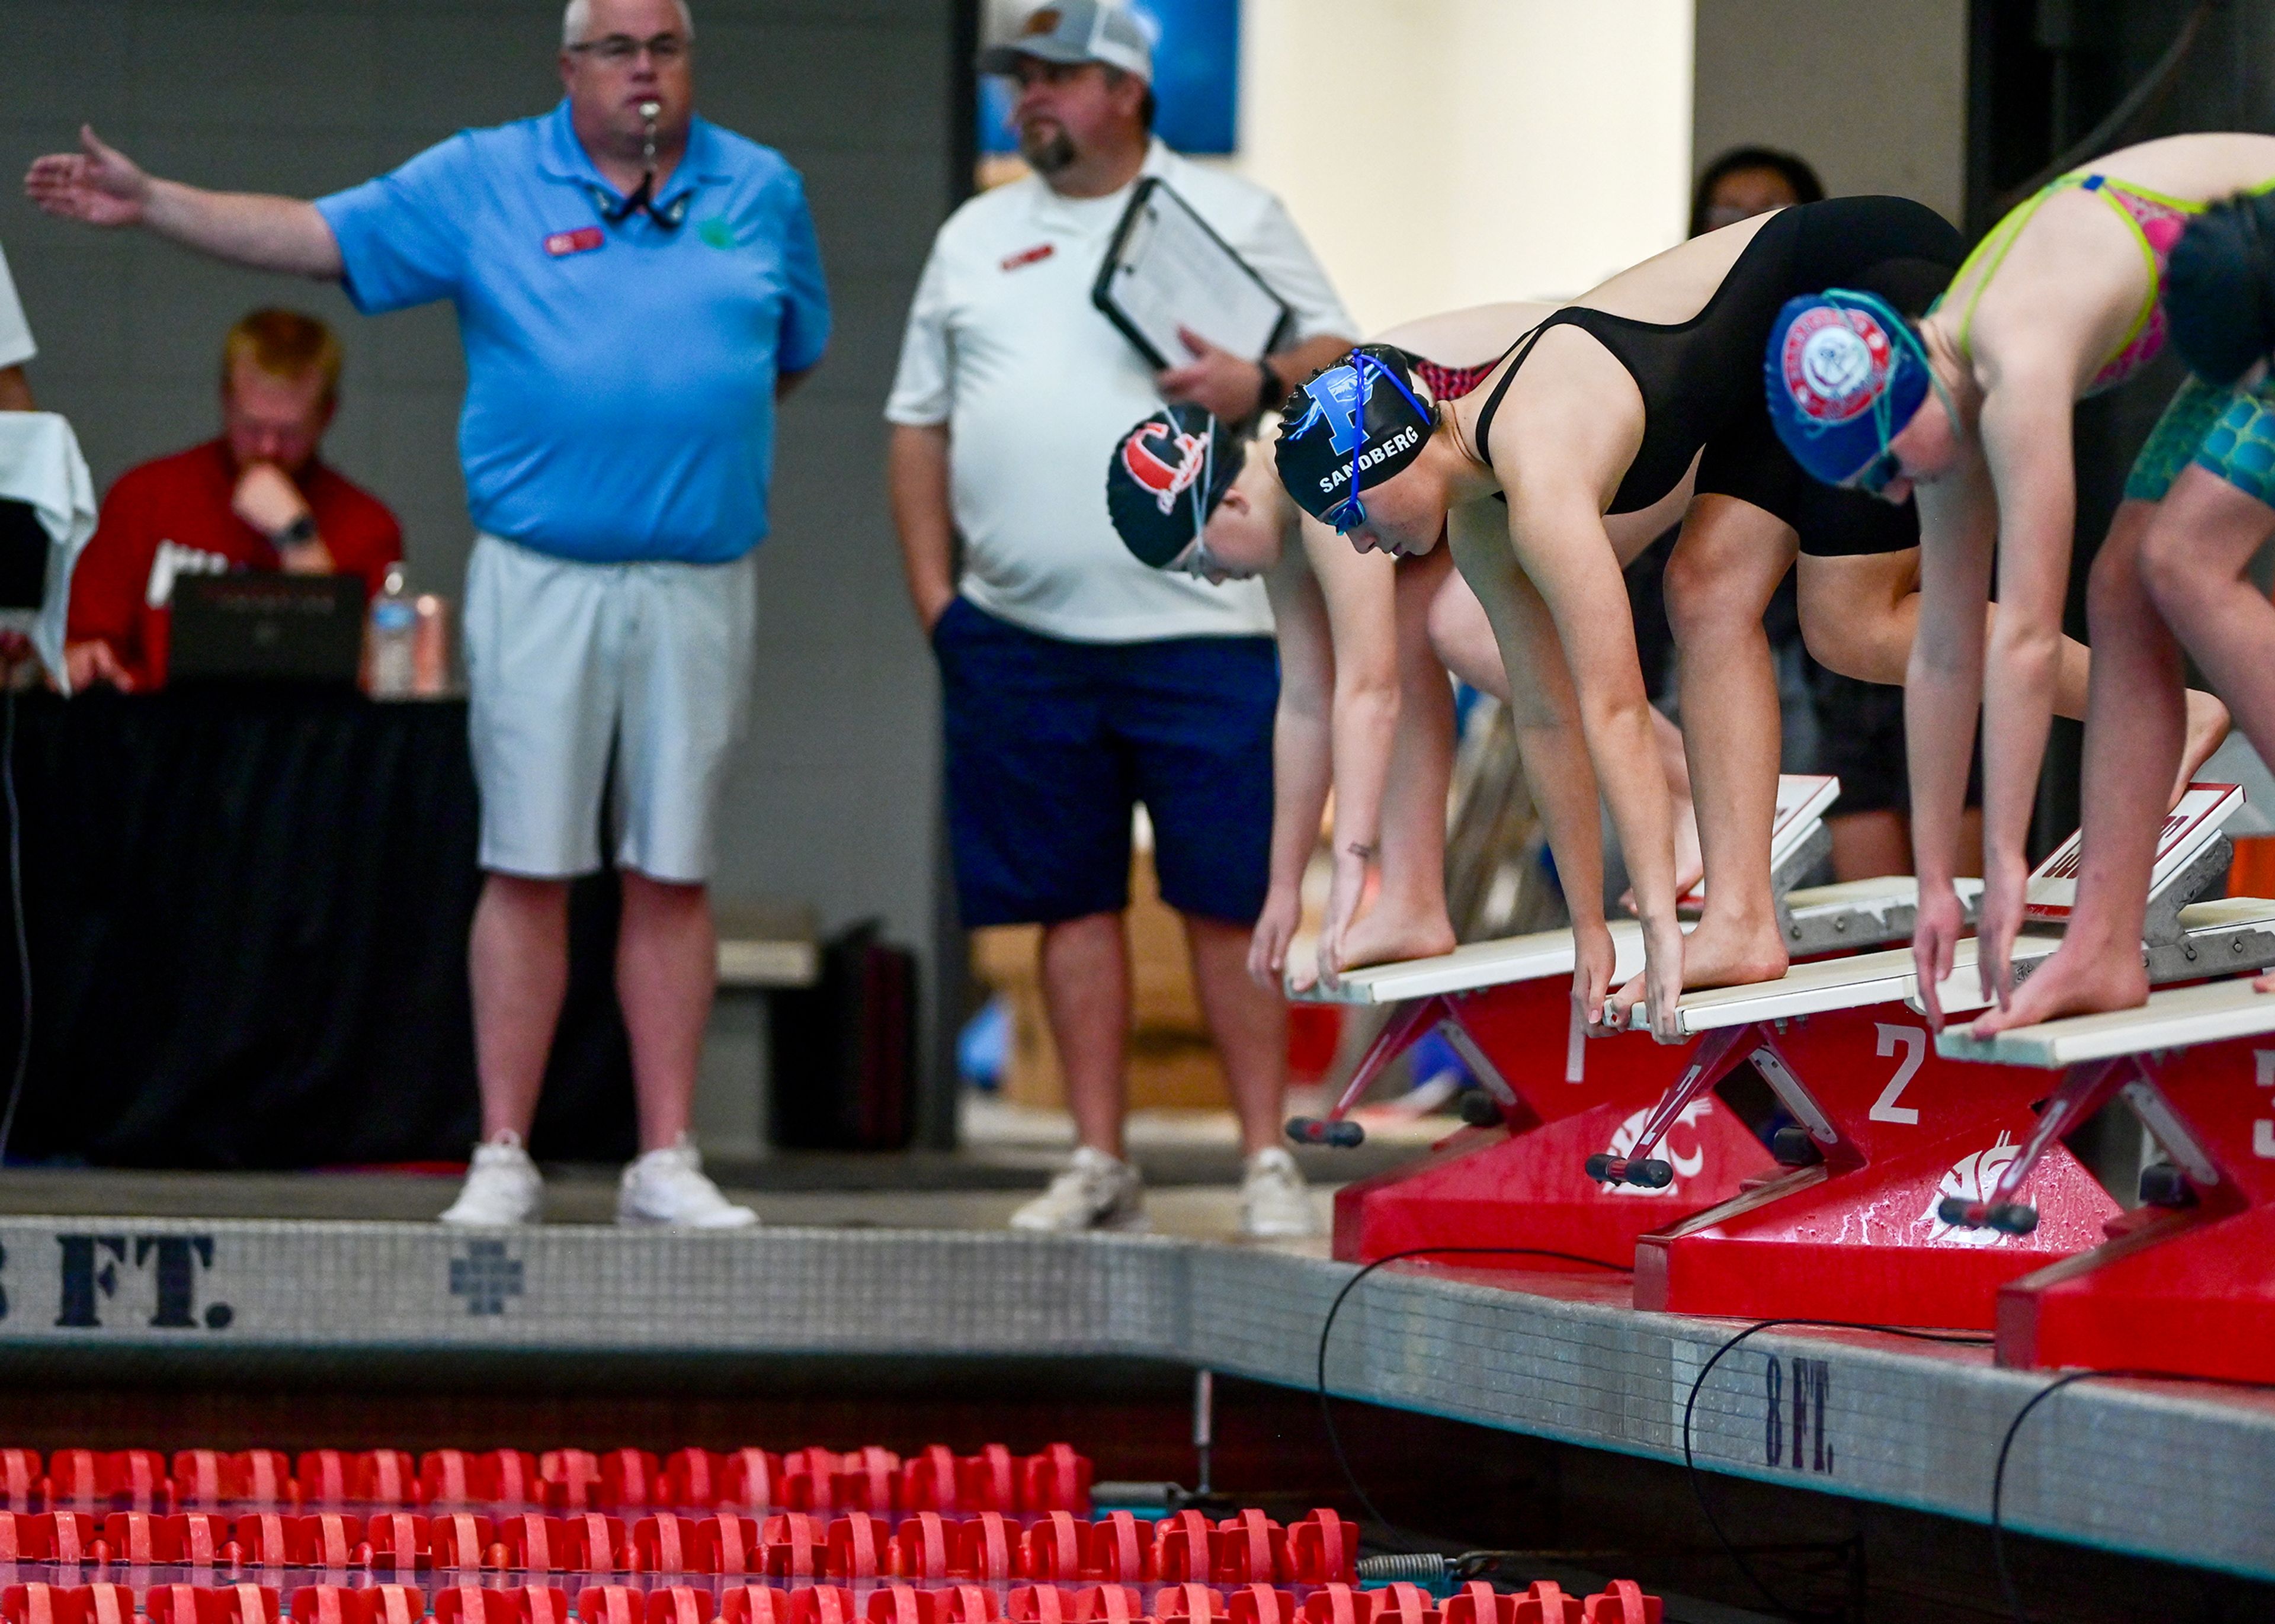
[1925,1131,2021,1246]
[1597,1100,1713,1196]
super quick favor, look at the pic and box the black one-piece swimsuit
[1467,195,1962,557]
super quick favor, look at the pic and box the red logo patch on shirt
[999,242,1054,272]
[544,227,607,258]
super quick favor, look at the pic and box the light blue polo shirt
[316,101,830,564]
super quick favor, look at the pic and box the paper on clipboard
[1094,178,1292,369]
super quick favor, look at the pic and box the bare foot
[2175,689,2232,804]
[1969,942,2148,1037]
[1610,914,1789,1019]
[1332,903,1457,975]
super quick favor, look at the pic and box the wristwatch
[273,513,319,553]
[1255,358,1281,417]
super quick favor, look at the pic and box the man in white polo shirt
[887,0,1355,1237]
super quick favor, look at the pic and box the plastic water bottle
[366,564,418,698]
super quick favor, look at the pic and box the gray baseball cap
[977,1,1154,84]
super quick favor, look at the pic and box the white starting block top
[1309,774,1897,1006]
[1305,917,1652,1006]
[1936,974,2275,1069]
[1645,784,2271,1037]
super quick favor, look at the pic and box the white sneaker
[1010,1146,1148,1233]
[1239,1147,1321,1239]
[617,1138,759,1230]
[439,1133,543,1227]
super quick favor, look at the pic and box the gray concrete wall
[1692,0,1969,221]
[1,0,959,1142]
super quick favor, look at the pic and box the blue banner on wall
[978,0,1240,158]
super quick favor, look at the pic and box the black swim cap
[2168,191,2275,386]
[1104,403,1245,567]
[1272,345,1434,524]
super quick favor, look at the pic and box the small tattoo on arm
[1345,842,1377,860]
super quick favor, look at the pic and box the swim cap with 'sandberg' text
[1765,290,1932,487]
[1272,345,1434,523]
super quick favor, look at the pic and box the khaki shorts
[463,532,757,883]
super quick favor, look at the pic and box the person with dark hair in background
[1689,146,1827,238]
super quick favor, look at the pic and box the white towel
[0,413,97,694]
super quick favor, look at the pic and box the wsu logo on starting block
[1924,1132,2021,1246]
[1597,1100,1714,1195]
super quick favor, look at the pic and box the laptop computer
[0,499,50,626]
[168,573,367,686]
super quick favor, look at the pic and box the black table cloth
[0,688,635,1168]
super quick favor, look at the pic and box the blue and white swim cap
[1765,289,1932,487]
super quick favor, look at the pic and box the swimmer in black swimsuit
[1104,303,1698,994]
[1273,196,2109,1040]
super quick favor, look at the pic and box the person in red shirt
[64,307,401,691]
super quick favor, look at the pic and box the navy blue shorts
[932,596,1277,929]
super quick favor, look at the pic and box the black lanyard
[592,174,687,232]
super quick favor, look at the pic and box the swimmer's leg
[2142,389,2275,984]
[1334,554,1460,973]
[1654,493,1793,991]
[1975,500,2175,1034]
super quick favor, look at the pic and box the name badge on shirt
[544,227,607,258]
[999,242,1054,272]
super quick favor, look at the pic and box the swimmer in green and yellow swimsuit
[1954,187,2275,1035]
[1771,134,2275,1039]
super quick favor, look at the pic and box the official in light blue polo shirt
[316,98,829,562]
[20,0,830,1230]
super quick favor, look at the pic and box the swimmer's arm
[1481,555,1612,932]
[1904,464,1996,896]
[1303,513,1402,880]
[1502,489,1679,936]
[1975,377,2081,882]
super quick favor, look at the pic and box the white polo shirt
[886,140,1351,644]
[0,245,37,372]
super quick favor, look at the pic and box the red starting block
[1939,974,2275,1381]
[1298,778,1952,1268]
[1609,785,2274,1330]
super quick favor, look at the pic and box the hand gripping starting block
[1603,784,2275,1330]
[1937,974,2275,1382]
[1289,778,1967,1268]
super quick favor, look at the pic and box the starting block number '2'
[2257,1051,2275,1160]
[1869,1024,1927,1125]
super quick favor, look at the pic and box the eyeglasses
[1323,352,1431,535]
[569,33,689,65]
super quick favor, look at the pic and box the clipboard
[1092,177,1293,370]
